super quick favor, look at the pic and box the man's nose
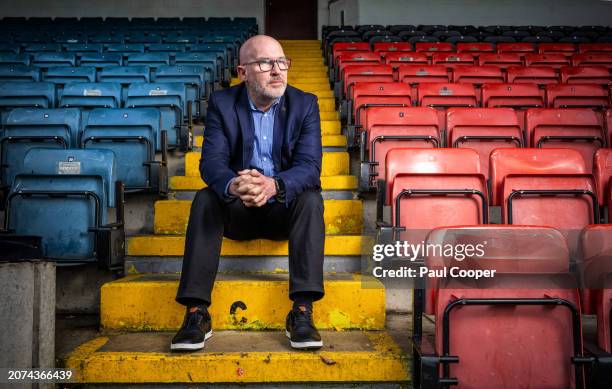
[270,61,282,75]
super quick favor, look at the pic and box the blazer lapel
[272,94,287,173]
[236,86,254,169]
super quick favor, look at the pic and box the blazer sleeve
[276,94,322,203]
[199,92,236,198]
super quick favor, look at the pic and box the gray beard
[249,79,287,100]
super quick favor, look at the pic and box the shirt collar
[247,92,281,113]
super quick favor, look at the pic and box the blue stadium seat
[0,108,81,192]
[0,43,20,54]
[88,33,123,44]
[163,33,199,44]
[0,82,56,121]
[125,82,190,150]
[106,43,146,53]
[154,65,206,117]
[59,82,122,124]
[0,53,30,66]
[125,52,170,72]
[82,108,167,194]
[23,43,62,53]
[1,148,124,268]
[190,43,229,81]
[63,43,103,54]
[97,65,150,103]
[147,43,186,54]
[43,67,97,98]
[79,53,122,68]
[0,65,40,82]
[174,52,218,82]
[31,52,76,68]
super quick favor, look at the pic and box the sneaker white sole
[170,329,213,351]
[285,330,323,349]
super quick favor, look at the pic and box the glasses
[242,58,291,72]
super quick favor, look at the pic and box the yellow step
[100,273,383,331]
[311,90,334,99]
[290,65,328,72]
[65,331,409,383]
[288,77,330,84]
[183,150,348,177]
[170,175,357,192]
[154,199,362,235]
[319,98,335,112]
[288,71,328,78]
[320,111,340,121]
[194,133,343,148]
[292,83,331,92]
[127,234,368,256]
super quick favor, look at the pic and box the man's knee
[294,190,323,212]
[192,188,221,210]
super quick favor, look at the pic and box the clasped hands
[228,169,277,207]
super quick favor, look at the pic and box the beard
[248,77,287,100]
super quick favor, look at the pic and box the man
[170,35,325,351]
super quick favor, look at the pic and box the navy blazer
[200,83,322,204]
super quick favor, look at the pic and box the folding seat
[378,148,488,244]
[63,43,103,55]
[455,42,495,57]
[0,44,20,55]
[490,148,597,257]
[0,148,124,268]
[506,66,559,87]
[526,108,605,171]
[81,108,167,195]
[446,35,479,45]
[174,52,219,83]
[0,65,40,82]
[413,225,587,389]
[97,65,150,102]
[358,106,440,191]
[572,53,612,70]
[524,53,571,70]
[105,43,145,54]
[397,65,450,100]
[431,52,475,71]
[335,64,394,101]
[0,108,80,193]
[546,84,609,111]
[538,42,577,56]
[162,33,199,45]
[23,43,61,53]
[417,82,479,133]
[608,109,612,147]
[31,52,76,68]
[483,35,517,44]
[190,43,229,80]
[452,65,505,86]
[154,65,207,118]
[482,83,544,131]
[560,66,611,86]
[147,43,186,55]
[59,82,122,124]
[593,149,612,221]
[334,51,382,83]
[578,43,612,54]
[478,53,523,70]
[79,53,122,68]
[329,41,369,68]
[383,52,429,68]
[496,42,536,58]
[125,52,170,75]
[0,53,30,66]
[42,66,97,97]
[414,42,454,54]
[125,82,190,150]
[0,82,55,121]
[372,42,412,54]
[344,82,413,145]
[126,33,161,45]
[447,107,522,178]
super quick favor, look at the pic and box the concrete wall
[356,0,612,27]
[329,0,359,27]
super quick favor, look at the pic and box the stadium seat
[79,53,123,68]
[154,65,207,118]
[31,52,76,68]
[0,43,20,55]
[452,65,505,86]
[538,42,577,55]
[358,107,440,191]
[23,43,61,53]
[0,65,40,82]
[59,82,122,123]
[42,66,97,97]
[379,148,487,245]
[147,43,187,54]
[125,82,189,150]
[384,52,430,68]
[335,51,382,83]
[63,43,103,54]
[0,148,124,268]
[0,108,81,193]
[526,108,605,171]
[174,52,219,83]
[572,53,612,70]
[330,41,370,68]
[0,53,30,66]
[578,43,612,54]
[417,82,479,133]
[97,65,150,103]
[560,66,611,86]
[414,42,454,55]
[372,42,412,54]
[524,53,571,69]
[431,52,475,70]
[0,81,56,122]
[413,225,586,389]
[447,107,522,177]
[506,65,559,87]
[106,43,146,54]
[190,43,230,81]
[397,65,450,99]
[545,83,609,110]
[125,52,170,73]
[496,42,536,57]
[478,53,523,70]
[456,42,495,57]
[82,108,167,194]
[593,149,612,209]
[336,64,394,101]
[481,83,544,131]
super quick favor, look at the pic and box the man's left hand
[236,170,277,207]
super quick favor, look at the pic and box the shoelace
[293,308,314,327]
[185,309,204,328]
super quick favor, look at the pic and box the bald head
[239,35,284,64]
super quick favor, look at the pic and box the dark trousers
[176,187,325,306]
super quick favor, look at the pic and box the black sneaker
[285,305,323,349]
[170,306,212,351]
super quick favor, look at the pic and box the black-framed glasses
[242,58,291,72]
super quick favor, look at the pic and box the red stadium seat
[578,43,612,54]
[336,64,395,100]
[358,107,441,191]
[414,42,454,54]
[383,52,429,67]
[397,65,450,99]
[431,52,476,70]
[546,83,609,110]
[482,83,544,131]
[506,66,559,87]
[478,53,523,70]
[416,225,585,389]
[538,42,577,56]
[524,53,571,70]
[456,42,495,57]
[560,66,611,86]
[526,108,605,172]
[608,109,612,147]
[373,42,412,53]
[572,53,612,71]
[452,65,505,86]
[593,148,612,206]
[331,41,370,66]
[497,42,536,57]
[336,51,382,82]
[417,82,479,131]
[446,107,522,177]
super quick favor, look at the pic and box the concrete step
[289,65,328,72]
[153,199,362,235]
[310,90,335,99]
[100,273,384,331]
[291,83,332,92]
[194,133,344,148]
[127,234,368,256]
[287,71,328,78]
[182,150,348,177]
[64,330,409,384]
[288,76,330,84]
[169,174,357,192]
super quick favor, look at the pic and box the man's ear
[237,66,247,82]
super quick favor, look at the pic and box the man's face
[238,40,288,100]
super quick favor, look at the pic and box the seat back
[0,65,40,82]
[384,52,429,67]
[174,52,218,80]
[452,65,505,86]
[0,81,56,120]
[60,82,122,112]
[350,82,412,125]
[456,42,495,57]
[524,53,571,69]
[496,42,536,56]
[571,53,612,70]
[560,66,611,86]
[431,52,475,70]
[373,42,412,53]
[79,53,123,68]
[97,65,150,102]
[506,65,559,86]
[538,43,576,55]
[478,53,523,70]
[594,149,612,206]
[0,53,30,66]
[545,83,609,110]
[31,52,76,68]
[341,64,394,99]
[578,43,612,54]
